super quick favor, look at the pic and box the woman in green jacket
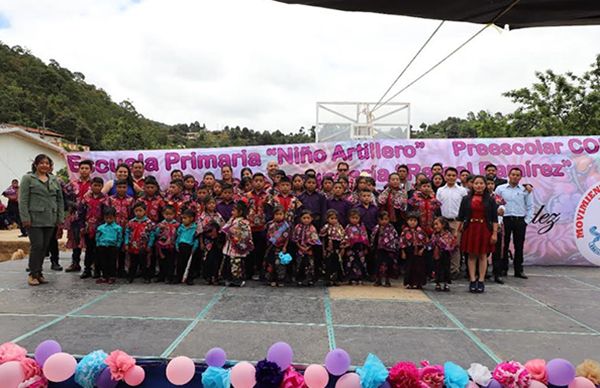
[19,154,65,286]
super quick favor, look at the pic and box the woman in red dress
[458,175,499,293]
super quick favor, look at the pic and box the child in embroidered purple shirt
[431,216,458,292]
[371,210,399,287]
[292,210,321,286]
[342,208,369,285]
[265,206,291,287]
[320,209,345,286]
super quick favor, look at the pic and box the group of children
[66,163,459,290]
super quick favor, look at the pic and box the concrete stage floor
[1,255,599,367]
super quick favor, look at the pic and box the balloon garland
[0,341,599,388]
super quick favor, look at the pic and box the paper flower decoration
[74,350,108,388]
[104,350,136,381]
[19,358,48,388]
[576,360,600,385]
[282,366,305,388]
[202,366,231,388]
[255,359,284,388]
[420,361,444,388]
[467,363,492,387]
[389,362,421,388]
[357,354,389,388]
[493,361,531,388]
[444,362,469,388]
[0,342,28,364]
[524,359,547,384]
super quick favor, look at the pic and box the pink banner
[66,137,600,266]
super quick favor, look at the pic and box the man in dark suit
[485,164,507,188]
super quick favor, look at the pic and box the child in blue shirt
[176,209,199,285]
[96,207,123,284]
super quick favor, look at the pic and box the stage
[1,255,599,367]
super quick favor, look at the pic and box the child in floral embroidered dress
[197,196,225,285]
[154,205,179,284]
[125,202,156,284]
[265,206,291,287]
[431,217,457,292]
[292,210,321,286]
[400,212,429,289]
[222,201,254,287]
[108,180,134,278]
[371,211,399,287]
[342,208,370,285]
[319,209,345,286]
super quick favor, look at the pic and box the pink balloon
[530,380,548,388]
[569,377,596,388]
[335,373,361,388]
[230,361,257,388]
[0,361,25,388]
[124,365,145,386]
[305,364,330,388]
[43,352,77,382]
[166,356,196,386]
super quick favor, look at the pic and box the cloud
[0,0,599,134]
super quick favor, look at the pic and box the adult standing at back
[101,163,142,197]
[131,160,146,190]
[485,164,507,188]
[19,154,65,286]
[436,167,468,278]
[495,167,534,279]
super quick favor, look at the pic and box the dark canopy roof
[273,0,600,29]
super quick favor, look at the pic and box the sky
[0,0,599,133]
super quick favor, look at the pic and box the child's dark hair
[419,178,432,186]
[91,177,104,185]
[115,179,128,187]
[206,220,221,232]
[162,205,176,214]
[377,210,389,220]
[305,175,317,183]
[485,175,496,183]
[198,183,209,191]
[203,171,215,178]
[183,174,195,181]
[252,172,265,180]
[272,205,285,215]
[234,201,249,218]
[333,181,344,188]
[299,209,313,218]
[406,211,420,221]
[170,169,183,178]
[182,209,196,219]
[144,176,158,187]
[278,175,291,184]
[348,208,361,219]
[337,176,349,184]
[103,206,117,217]
[466,175,475,183]
[322,176,334,184]
[221,183,233,192]
[79,159,94,168]
[203,195,216,205]
[326,209,339,219]
[133,201,146,211]
[305,168,316,176]
[275,170,287,178]
[170,179,184,190]
[434,216,450,231]
[240,176,252,188]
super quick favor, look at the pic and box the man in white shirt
[436,167,468,277]
[495,167,534,279]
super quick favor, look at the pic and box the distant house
[4,124,90,152]
[0,124,68,199]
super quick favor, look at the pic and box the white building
[0,124,67,203]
